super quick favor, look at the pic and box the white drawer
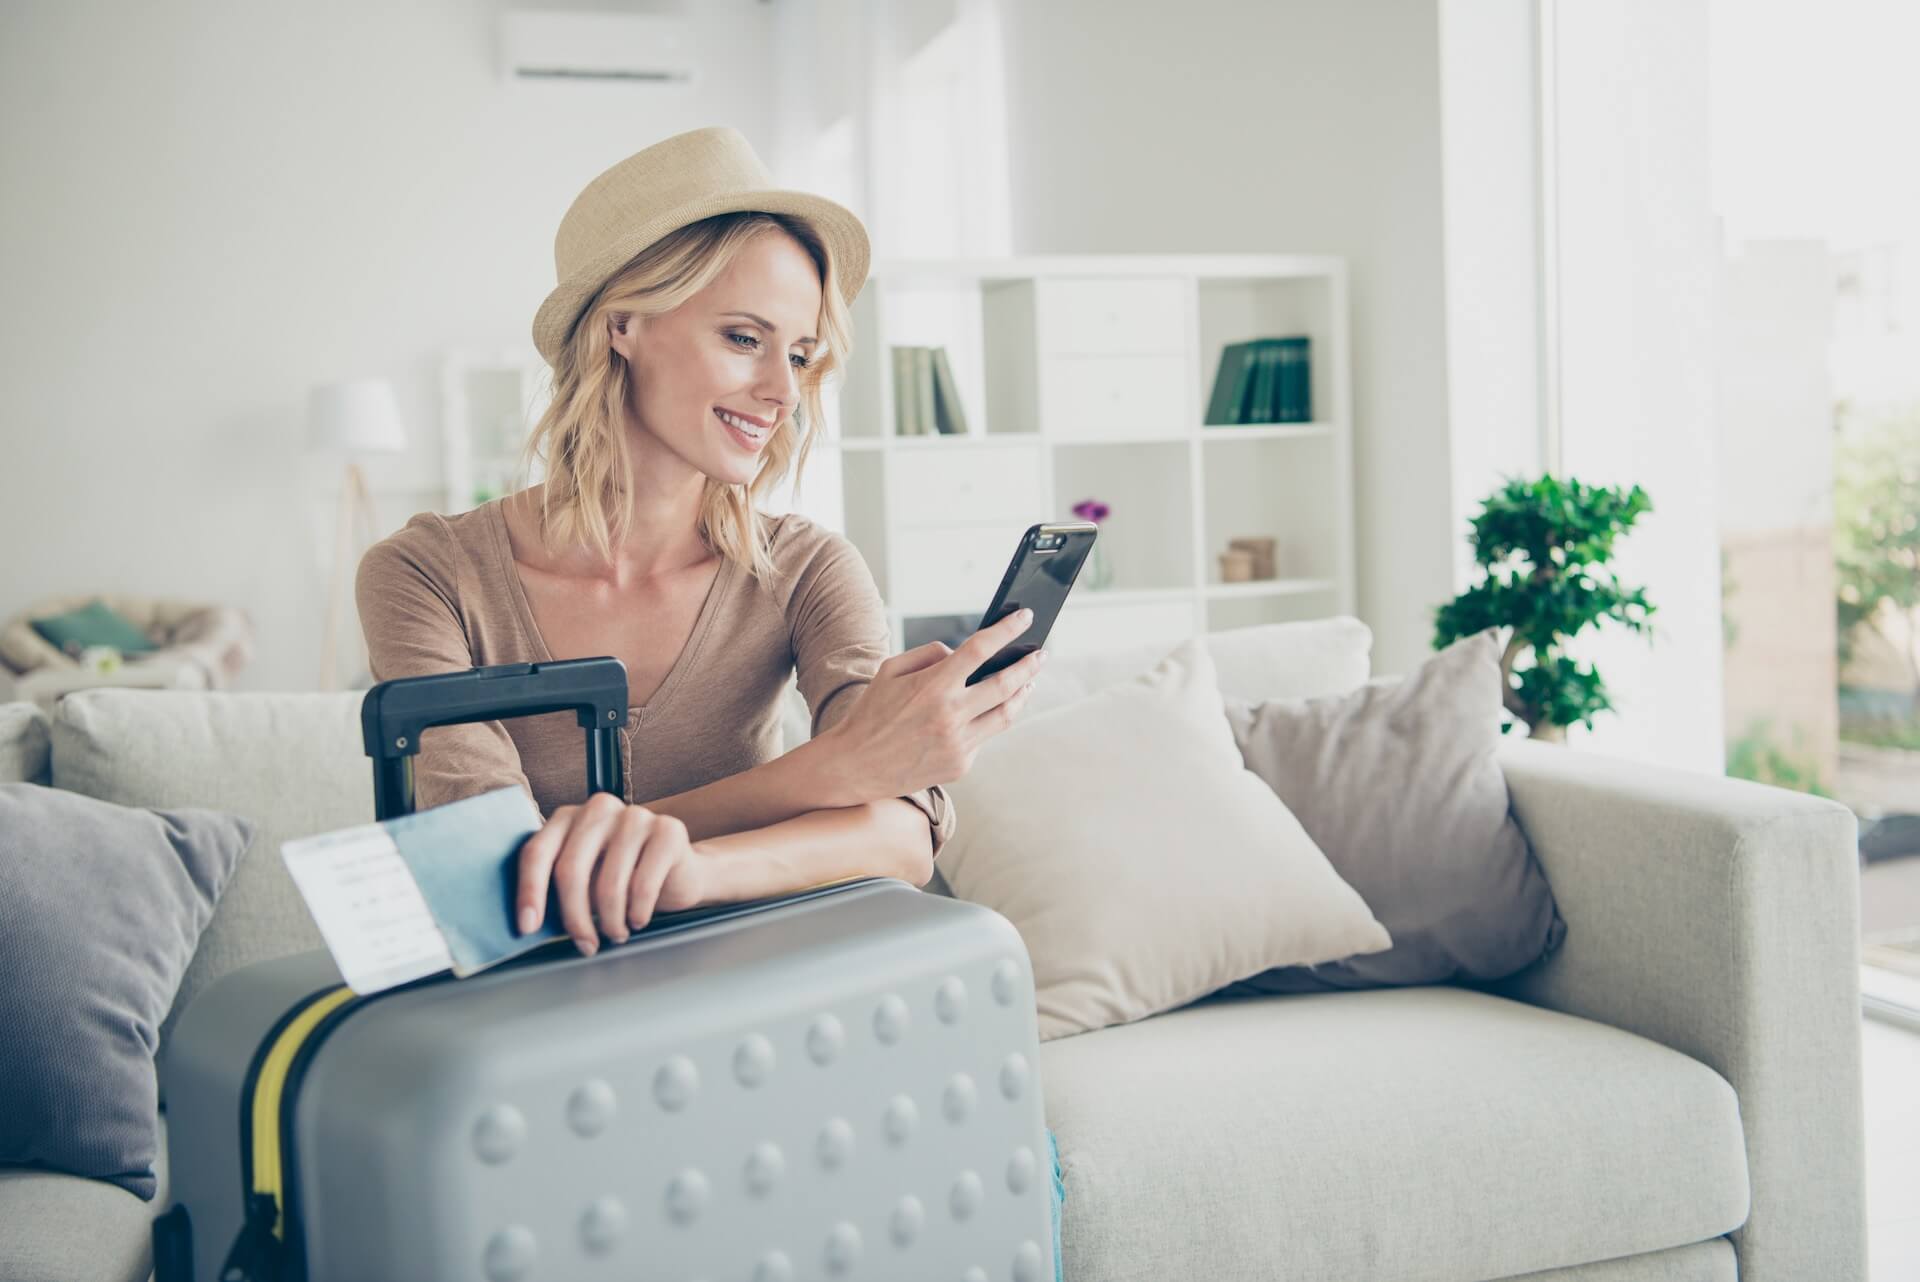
[889,444,1044,527]
[1044,598,1198,659]
[1039,354,1193,440]
[889,523,1027,612]
[1036,278,1191,356]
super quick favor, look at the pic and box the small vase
[1084,536,1114,590]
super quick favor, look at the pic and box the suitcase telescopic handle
[360,656,629,820]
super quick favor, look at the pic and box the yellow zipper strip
[799,874,870,891]
[250,985,358,1238]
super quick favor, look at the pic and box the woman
[355,126,1064,1274]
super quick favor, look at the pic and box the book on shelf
[929,347,969,435]
[1206,341,1256,424]
[891,345,969,436]
[916,347,939,434]
[1206,336,1314,425]
[891,346,922,435]
[1245,346,1278,424]
[1280,336,1312,423]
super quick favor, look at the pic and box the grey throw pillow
[0,782,253,1199]
[1221,628,1565,992]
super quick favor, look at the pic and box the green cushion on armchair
[30,599,158,657]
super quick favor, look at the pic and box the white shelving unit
[440,349,550,515]
[809,254,1356,658]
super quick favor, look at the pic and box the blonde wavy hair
[514,211,855,589]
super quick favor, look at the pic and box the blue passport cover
[384,785,562,977]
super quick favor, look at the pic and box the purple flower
[1072,499,1110,523]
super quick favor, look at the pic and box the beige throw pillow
[937,637,1391,1041]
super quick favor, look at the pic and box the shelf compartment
[1052,441,1196,594]
[875,277,989,439]
[982,278,1195,440]
[1040,353,1193,441]
[889,520,1035,613]
[1200,433,1339,584]
[1034,277,1190,357]
[889,442,1045,527]
[1196,275,1335,427]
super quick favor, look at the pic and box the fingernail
[1020,608,1034,621]
[1038,650,1050,664]
[576,936,597,957]
[519,906,536,935]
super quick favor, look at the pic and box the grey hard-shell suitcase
[151,657,1055,1282]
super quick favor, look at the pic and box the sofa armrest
[1482,738,1867,1282]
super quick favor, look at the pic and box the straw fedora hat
[530,126,871,367]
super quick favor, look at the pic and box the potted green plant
[1433,474,1657,743]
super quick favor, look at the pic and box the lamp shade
[307,378,407,453]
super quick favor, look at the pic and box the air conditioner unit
[497,9,697,84]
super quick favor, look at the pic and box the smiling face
[607,228,824,488]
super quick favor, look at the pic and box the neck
[513,483,713,588]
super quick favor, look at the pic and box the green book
[1278,336,1311,422]
[930,347,970,435]
[1230,344,1267,425]
[1292,337,1313,422]
[1245,344,1279,424]
[1206,341,1255,425]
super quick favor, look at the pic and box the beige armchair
[0,595,254,707]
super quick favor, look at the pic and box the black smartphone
[964,521,1100,687]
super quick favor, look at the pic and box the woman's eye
[728,331,811,370]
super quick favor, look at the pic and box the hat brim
[530,189,871,367]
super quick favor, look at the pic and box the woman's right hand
[818,607,1049,802]
[514,792,709,956]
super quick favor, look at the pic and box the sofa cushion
[937,638,1390,1040]
[1024,615,1374,719]
[50,689,369,1057]
[0,784,249,1200]
[1223,628,1565,990]
[1038,985,1749,1282]
[917,615,1374,901]
[0,701,50,784]
[0,1114,168,1282]
[27,597,161,657]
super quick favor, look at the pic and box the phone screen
[965,522,1099,687]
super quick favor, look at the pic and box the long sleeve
[354,514,537,814]
[786,526,957,861]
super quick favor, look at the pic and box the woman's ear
[606,311,635,360]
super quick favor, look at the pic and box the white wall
[1717,240,1836,535]
[994,0,1458,679]
[1438,0,1546,592]
[0,0,778,692]
[1551,0,1726,773]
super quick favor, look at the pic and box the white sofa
[0,616,1869,1281]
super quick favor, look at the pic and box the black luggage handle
[360,657,629,820]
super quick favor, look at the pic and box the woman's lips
[716,408,769,450]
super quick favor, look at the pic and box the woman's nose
[755,357,799,414]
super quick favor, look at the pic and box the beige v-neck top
[353,499,954,860]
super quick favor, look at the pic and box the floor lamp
[308,378,407,691]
